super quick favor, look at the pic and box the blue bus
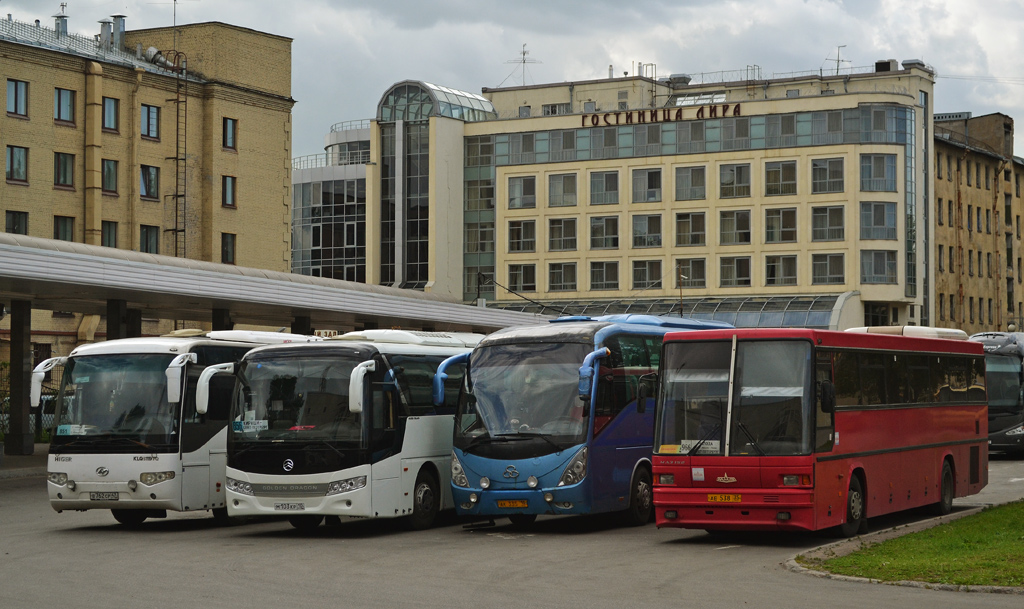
[432,314,732,526]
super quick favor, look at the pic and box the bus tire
[288,515,324,531]
[623,467,653,527]
[111,509,147,527]
[405,470,440,530]
[508,514,537,527]
[933,461,954,516]
[838,475,865,538]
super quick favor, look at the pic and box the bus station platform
[0,443,49,479]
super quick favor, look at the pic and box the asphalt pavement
[0,443,49,480]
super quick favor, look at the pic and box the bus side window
[815,350,835,452]
[440,362,467,415]
[594,335,648,436]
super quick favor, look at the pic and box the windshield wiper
[512,431,564,451]
[687,424,721,456]
[734,422,765,456]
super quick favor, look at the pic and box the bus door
[368,360,404,514]
[589,335,652,512]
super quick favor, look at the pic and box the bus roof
[327,329,484,348]
[662,327,984,355]
[845,326,968,340]
[67,331,319,357]
[969,331,1024,356]
[480,315,732,347]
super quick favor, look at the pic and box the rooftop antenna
[827,45,850,75]
[503,43,541,87]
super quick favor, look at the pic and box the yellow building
[1,13,294,359]
[296,60,936,329]
[933,113,1024,334]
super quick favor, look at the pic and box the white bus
[32,330,320,526]
[197,329,482,530]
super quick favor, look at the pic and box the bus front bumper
[225,469,373,519]
[654,487,816,532]
[451,485,589,517]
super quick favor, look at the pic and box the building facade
[1,13,294,359]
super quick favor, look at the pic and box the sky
[4,0,1024,157]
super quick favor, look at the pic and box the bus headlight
[557,447,588,487]
[139,471,176,485]
[327,476,367,496]
[48,472,68,486]
[225,477,254,496]
[451,452,469,488]
[1007,424,1024,436]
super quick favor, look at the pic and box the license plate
[497,500,528,509]
[90,492,119,501]
[707,494,741,503]
[274,502,305,511]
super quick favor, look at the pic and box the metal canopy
[0,234,548,332]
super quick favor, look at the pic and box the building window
[549,218,577,251]
[860,153,897,191]
[140,224,159,254]
[950,294,956,321]
[765,208,797,243]
[590,261,619,290]
[140,165,159,200]
[465,222,494,253]
[811,158,844,193]
[509,264,537,291]
[53,88,74,123]
[590,171,619,205]
[549,262,577,291]
[812,253,844,284]
[549,173,577,207]
[720,256,751,287]
[583,101,596,113]
[508,220,536,252]
[101,159,118,193]
[102,221,117,248]
[987,209,991,233]
[675,212,705,246]
[675,166,706,200]
[222,175,237,207]
[765,160,796,196]
[939,295,945,321]
[632,168,662,202]
[937,197,943,226]
[720,163,751,198]
[967,205,973,231]
[221,233,236,264]
[860,250,897,284]
[936,153,942,180]
[6,146,27,182]
[676,258,706,288]
[765,255,797,286]
[968,253,974,276]
[811,206,844,241]
[518,106,531,118]
[542,103,571,116]
[509,176,536,209]
[719,210,751,245]
[53,152,74,187]
[6,211,28,234]
[632,214,662,248]
[938,245,944,272]
[988,252,992,277]
[7,79,27,116]
[141,104,160,139]
[102,97,119,131]
[632,260,662,289]
[860,202,897,239]
[223,117,238,149]
[950,244,955,271]
[53,216,74,241]
[986,166,991,190]
[590,216,619,249]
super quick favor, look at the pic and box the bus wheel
[406,470,440,530]
[623,468,653,527]
[288,515,324,531]
[111,509,147,527]
[933,462,954,516]
[212,507,233,526]
[838,476,865,538]
[508,514,537,527]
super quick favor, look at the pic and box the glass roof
[487,295,843,330]
[378,81,497,123]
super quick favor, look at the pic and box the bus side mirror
[165,353,198,404]
[820,380,836,414]
[349,360,376,414]
[637,373,658,414]
[30,357,66,408]
[433,352,470,406]
[578,347,611,400]
[196,363,235,415]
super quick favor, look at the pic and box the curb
[0,467,47,481]
[787,506,1024,594]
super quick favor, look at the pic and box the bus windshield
[985,354,1023,417]
[230,355,364,446]
[657,340,812,456]
[455,342,590,453]
[52,354,177,446]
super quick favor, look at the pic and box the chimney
[609,64,613,79]
[111,14,126,51]
[53,11,68,36]
[99,18,112,51]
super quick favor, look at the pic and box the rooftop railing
[330,119,372,133]
[292,150,372,170]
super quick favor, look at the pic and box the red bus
[651,328,988,536]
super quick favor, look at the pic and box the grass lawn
[813,501,1024,587]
